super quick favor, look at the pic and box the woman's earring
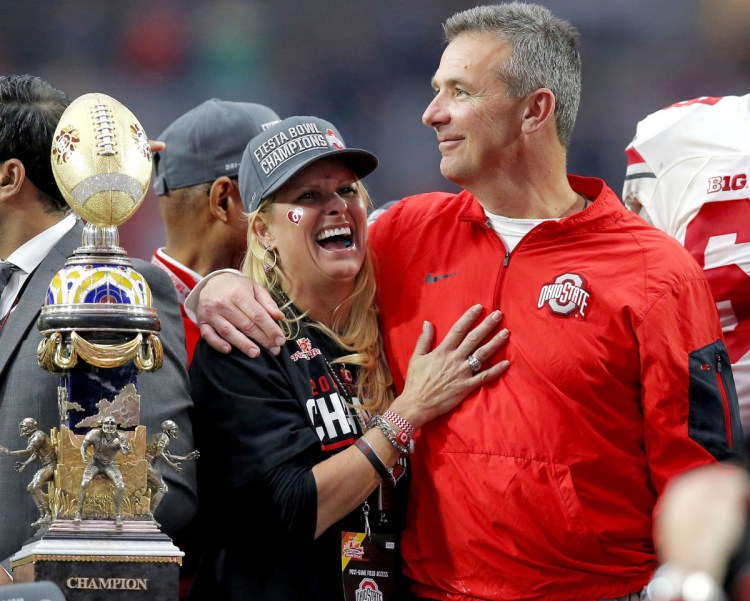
[262,244,278,273]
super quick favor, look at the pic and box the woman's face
[258,158,368,296]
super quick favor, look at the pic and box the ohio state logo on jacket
[537,273,590,317]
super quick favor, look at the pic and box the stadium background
[1,0,748,259]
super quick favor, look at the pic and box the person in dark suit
[0,75,197,578]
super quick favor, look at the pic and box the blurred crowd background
[1,0,749,259]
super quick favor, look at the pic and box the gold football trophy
[5,93,188,600]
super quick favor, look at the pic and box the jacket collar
[457,174,622,230]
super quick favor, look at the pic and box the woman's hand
[390,304,510,429]
[314,304,508,536]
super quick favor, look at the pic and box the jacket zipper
[715,353,733,447]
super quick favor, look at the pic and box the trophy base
[10,519,183,600]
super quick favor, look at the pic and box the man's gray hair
[444,3,581,147]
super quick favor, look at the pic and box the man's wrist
[183,268,242,322]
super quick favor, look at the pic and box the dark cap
[153,99,281,195]
[239,116,378,212]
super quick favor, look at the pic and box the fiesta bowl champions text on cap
[153,98,281,195]
[239,116,378,212]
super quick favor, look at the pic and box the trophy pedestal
[10,519,182,601]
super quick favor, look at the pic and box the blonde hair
[242,181,394,414]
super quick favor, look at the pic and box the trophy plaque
[3,92,189,600]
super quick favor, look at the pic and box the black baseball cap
[239,116,378,212]
[153,98,281,195]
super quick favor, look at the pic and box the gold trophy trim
[38,331,164,372]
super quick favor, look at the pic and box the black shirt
[188,317,408,601]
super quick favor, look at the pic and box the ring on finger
[467,354,482,374]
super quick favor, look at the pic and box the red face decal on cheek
[287,207,303,226]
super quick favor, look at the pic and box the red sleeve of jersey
[638,275,743,497]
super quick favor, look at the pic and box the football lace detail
[91,103,117,156]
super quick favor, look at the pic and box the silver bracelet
[369,415,414,455]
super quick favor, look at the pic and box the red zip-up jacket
[369,175,742,601]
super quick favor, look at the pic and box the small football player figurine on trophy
[74,417,132,528]
[145,420,199,524]
[0,418,57,528]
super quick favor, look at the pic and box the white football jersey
[623,94,750,427]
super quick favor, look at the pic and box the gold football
[50,92,152,227]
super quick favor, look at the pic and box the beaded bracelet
[354,437,396,486]
[370,415,414,455]
[382,409,416,439]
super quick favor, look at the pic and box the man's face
[422,32,530,188]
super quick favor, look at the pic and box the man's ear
[0,159,26,201]
[521,88,556,136]
[208,176,236,223]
